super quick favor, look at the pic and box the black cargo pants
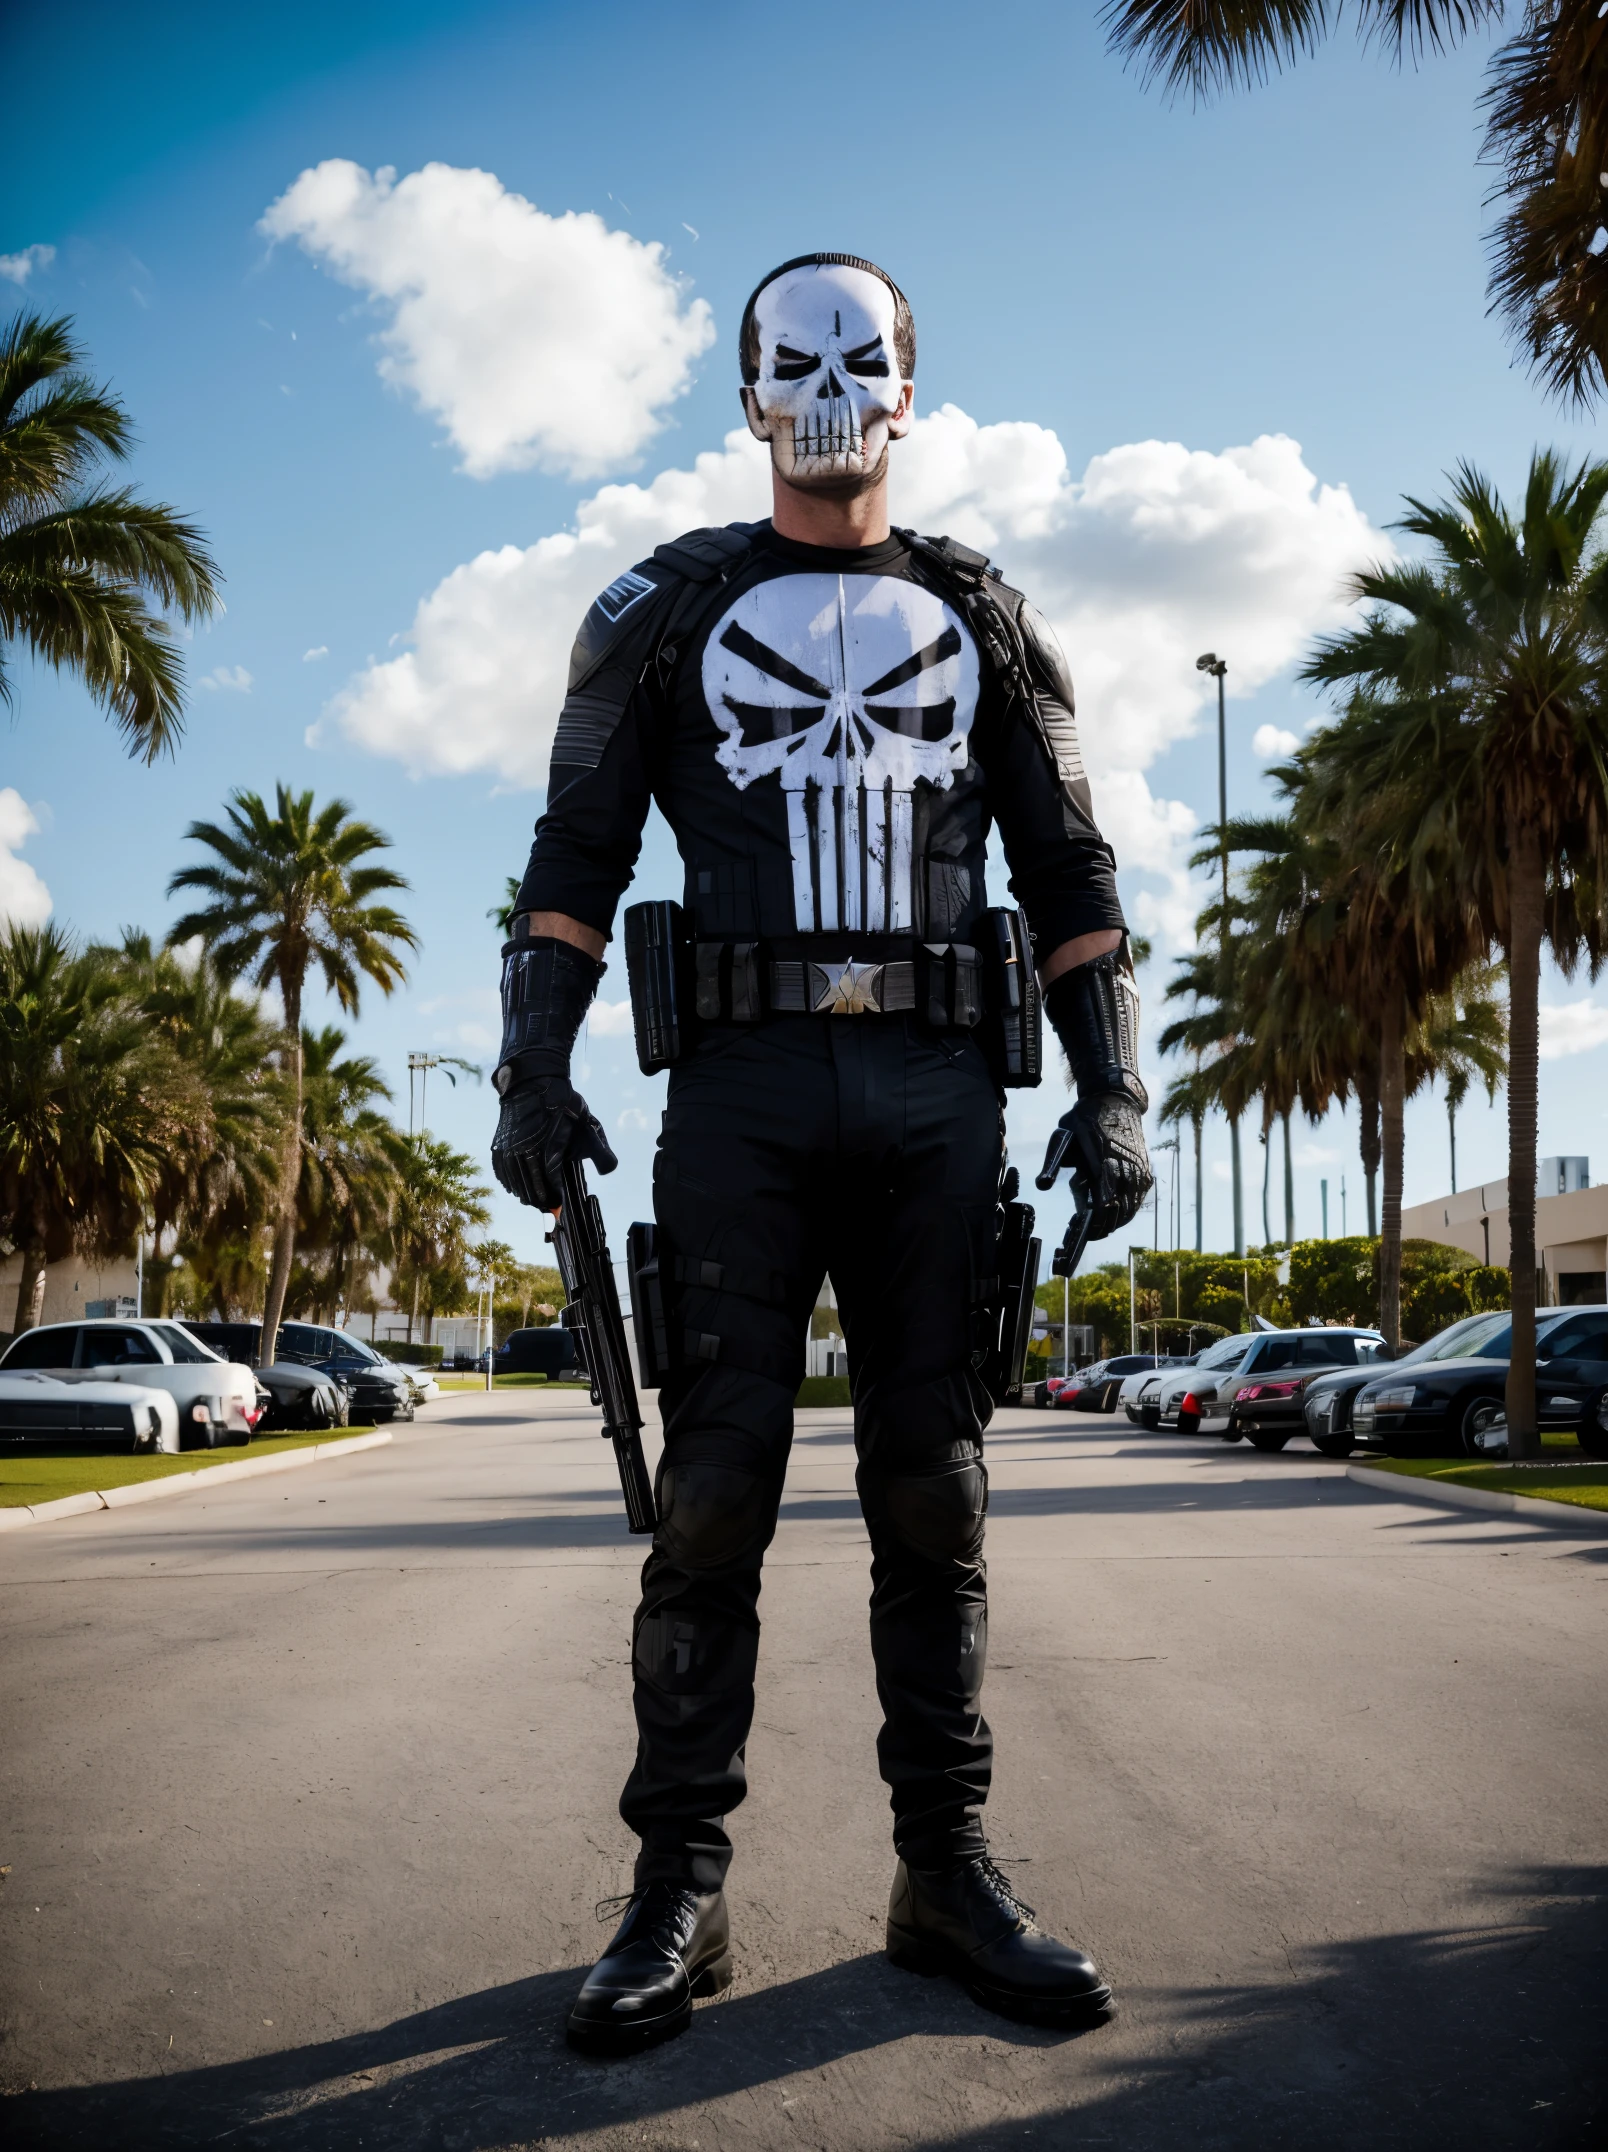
[622,1015,1005,1890]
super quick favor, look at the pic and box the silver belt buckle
[810,959,883,1015]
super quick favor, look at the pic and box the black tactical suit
[515,518,1125,1888]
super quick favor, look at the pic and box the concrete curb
[1347,1460,1608,1534]
[0,1430,393,1533]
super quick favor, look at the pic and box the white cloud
[0,790,52,927]
[322,414,1383,946]
[200,664,253,693]
[1294,1141,1341,1166]
[260,160,715,480]
[616,1106,650,1131]
[303,645,328,662]
[1540,998,1608,1060]
[1253,722,1301,759]
[588,998,636,1037]
[0,244,55,286]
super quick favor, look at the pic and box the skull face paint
[743,263,911,488]
[703,574,979,933]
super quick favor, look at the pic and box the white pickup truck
[0,1318,262,1448]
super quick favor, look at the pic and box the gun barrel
[551,1159,655,1534]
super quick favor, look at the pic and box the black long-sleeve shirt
[516,522,1125,955]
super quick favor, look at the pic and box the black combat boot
[566,1883,732,2054]
[887,1856,1112,2025]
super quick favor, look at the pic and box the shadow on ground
[6,1866,1603,2151]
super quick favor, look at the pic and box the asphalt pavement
[1,1387,1604,2151]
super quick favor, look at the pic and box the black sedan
[1320,1305,1608,1459]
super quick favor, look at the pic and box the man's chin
[772,442,890,502]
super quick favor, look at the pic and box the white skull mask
[742,262,910,486]
[703,573,979,933]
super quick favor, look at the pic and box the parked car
[496,1326,578,1377]
[182,1321,415,1423]
[1053,1354,1170,1413]
[0,1370,181,1451]
[1226,1329,1392,1450]
[1151,1332,1260,1432]
[1120,1358,1199,1424]
[0,1320,260,1447]
[1347,1304,1608,1458]
[250,1362,350,1434]
[1303,1311,1492,1457]
[1026,1374,1077,1408]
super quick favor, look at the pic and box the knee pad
[657,1460,774,1570]
[874,1458,988,1566]
[633,1606,759,1697]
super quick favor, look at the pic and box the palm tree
[108,933,285,1312]
[1219,781,1485,1346]
[1102,2,1608,404]
[1303,451,1608,1451]
[387,1134,492,1344]
[1411,968,1508,1194]
[0,312,221,759]
[0,926,203,1332]
[294,1026,408,1320]
[1159,926,1251,1256]
[168,786,416,1364]
[1159,1064,1215,1252]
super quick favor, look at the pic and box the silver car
[1119,1367,1168,1422]
[1152,1333,1258,1433]
[0,1319,262,1447]
[0,1371,181,1451]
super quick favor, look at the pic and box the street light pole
[1196,652,1243,1258]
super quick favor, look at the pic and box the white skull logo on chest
[703,573,979,933]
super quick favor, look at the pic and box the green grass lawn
[433,1373,593,1391]
[0,1427,380,1509]
[1364,1452,1608,1512]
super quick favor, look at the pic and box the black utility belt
[622,899,1043,1087]
[697,936,983,1029]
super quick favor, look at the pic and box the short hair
[739,253,916,384]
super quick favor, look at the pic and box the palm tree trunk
[1505,820,1543,1460]
[1230,1114,1244,1256]
[1449,1099,1458,1195]
[1379,1005,1406,1350]
[1359,1066,1381,1239]
[1260,1122,1271,1247]
[1192,1109,1203,1253]
[12,1245,48,1335]
[259,978,304,1366]
[1281,1110,1294,1246]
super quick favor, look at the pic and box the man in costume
[491,254,1152,2051]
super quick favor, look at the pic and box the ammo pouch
[622,897,1042,1083]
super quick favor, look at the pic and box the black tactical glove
[1036,947,1153,1242]
[490,930,618,1211]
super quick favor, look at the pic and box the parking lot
[1,1388,1604,2149]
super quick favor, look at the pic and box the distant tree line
[1037,1238,1511,1363]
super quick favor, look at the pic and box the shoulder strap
[552,524,768,778]
[648,522,767,691]
[651,521,766,582]
[895,526,1030,698]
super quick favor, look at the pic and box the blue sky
[5,0,1605,1271]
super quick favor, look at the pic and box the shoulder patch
[594,568,658,624]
